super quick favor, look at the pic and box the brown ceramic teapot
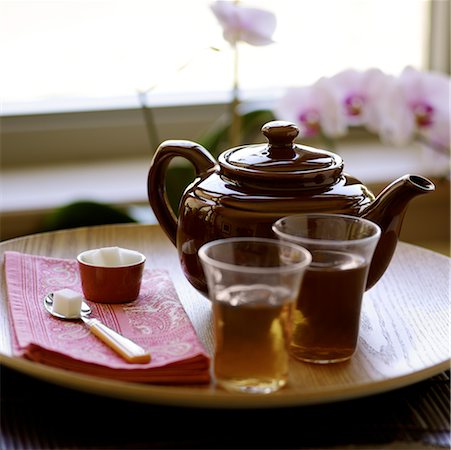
[148,121,434,293]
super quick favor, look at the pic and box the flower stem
[137,91,160,152]
[229,42,241,147]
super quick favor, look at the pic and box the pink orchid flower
[328,68,392,128]
[275,77,347,139]
[400,67,450,153]
[376,67,450,153]
[369,77,414,146]
[210,1,276,46]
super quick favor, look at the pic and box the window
[1,0,429,114]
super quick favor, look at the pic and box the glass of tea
[198,237,311,394]
[273,214,381,364]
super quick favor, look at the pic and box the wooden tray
[1,224,449,408]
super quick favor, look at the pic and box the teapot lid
[218,121,343,189]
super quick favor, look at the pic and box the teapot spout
[362,174,435,289]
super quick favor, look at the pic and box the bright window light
[0,0,428,112]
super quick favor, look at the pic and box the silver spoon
[44,293,151,364]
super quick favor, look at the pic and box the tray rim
[1,353,449,409]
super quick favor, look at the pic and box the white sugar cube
[95,246,123,266]
[52,288,83,317]
[119,248,142,265]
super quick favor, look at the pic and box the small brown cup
[77,248,146,303]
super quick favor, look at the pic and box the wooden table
[1,224,450,448]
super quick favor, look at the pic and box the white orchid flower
[328,68,391,128]
[400,67,450,153]
[275,77,347,139]
[375,67,450,153]
[210,1,276,46]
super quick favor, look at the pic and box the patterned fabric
[4,251,210,384]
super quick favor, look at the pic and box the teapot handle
[147,140,217,246]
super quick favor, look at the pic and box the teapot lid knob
[262,121,299,147]
[218,119,343,188]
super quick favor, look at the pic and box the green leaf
[41,200,136,232]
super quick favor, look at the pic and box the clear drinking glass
[273,214,381,364]
[198,237,311,394]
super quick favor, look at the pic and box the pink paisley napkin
[4,251,210,384]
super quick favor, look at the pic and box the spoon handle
[82,317,151,364]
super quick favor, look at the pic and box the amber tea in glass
[273,214,381,364]
[199,237,311,393]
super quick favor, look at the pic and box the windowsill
[1,141,448,243]
[2,140,445,212]
[0,156,158,241]
[1,157,152,214]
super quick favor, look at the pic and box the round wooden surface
[0,224,449,408]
